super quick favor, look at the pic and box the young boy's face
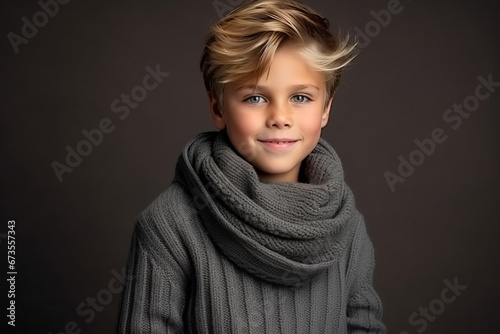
[210,43,332,183]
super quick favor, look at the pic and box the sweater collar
[175,130,358,286]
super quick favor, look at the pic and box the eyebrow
[235,84,320,92]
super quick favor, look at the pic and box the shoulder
[137,181,196,232]
[343,212,377,287]
[337,185,374,266]
[133,181,201,277]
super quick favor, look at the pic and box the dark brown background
[1,0,499,333]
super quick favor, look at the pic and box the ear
[208,92,226,130]
[320,96,334,128]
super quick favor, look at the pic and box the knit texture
[117,130,386,333]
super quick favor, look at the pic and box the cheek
[297,111,324,135]
[227,111,261,139]
[224,108,263,163]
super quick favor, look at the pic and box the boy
[117,0,386,333]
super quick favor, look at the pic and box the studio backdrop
[1,0,499,333]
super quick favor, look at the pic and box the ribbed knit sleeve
[117,203,189,334]
[345,216,386,334]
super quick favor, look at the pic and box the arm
[117,209,188,334]
[346,216,386,334]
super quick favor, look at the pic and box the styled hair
[200,0,357,107]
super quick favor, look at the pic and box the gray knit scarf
[174,130,358,286]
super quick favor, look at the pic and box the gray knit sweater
[117,130,386,333]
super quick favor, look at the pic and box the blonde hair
[200,0,357,107]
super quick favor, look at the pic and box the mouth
[257,138,300,152]
[257,139,299,144]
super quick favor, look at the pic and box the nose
[266,103,293,129]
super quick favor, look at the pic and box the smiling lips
[257,138,299,152]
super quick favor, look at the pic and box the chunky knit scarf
[174,130,358,286]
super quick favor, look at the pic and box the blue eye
[245,96,265,104]
[291,95,310,103]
